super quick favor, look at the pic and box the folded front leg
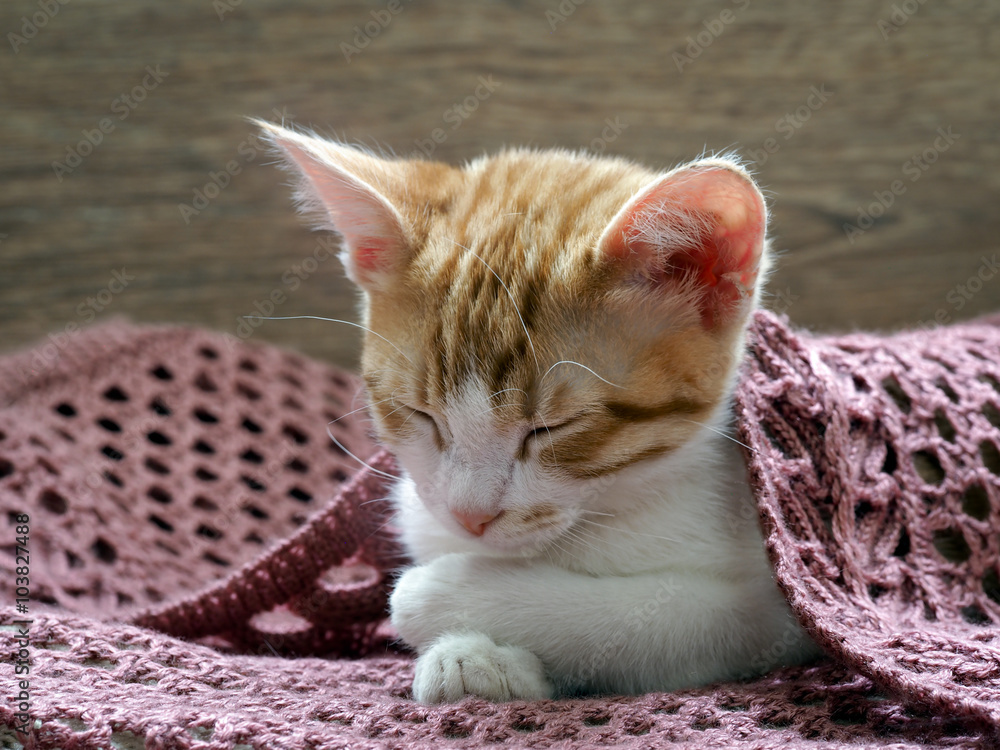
[390,552,815,702]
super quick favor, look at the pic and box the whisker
[562,527,606,557]
[488,387,528,401]
[542,360,623,389]
[579,509,616,518]
[250,315,413,365]
[576,517,681,544]
[328,396,396,426]
[474,387,529,418]
[678,418,755,453]
[450,239,539,372]
[325,424,398,480]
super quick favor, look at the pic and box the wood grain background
[2,0,998,370]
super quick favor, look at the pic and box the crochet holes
[980,441,1000,475]
[97,417,121,433]
[194,440,215,455]
[0,458,12,479]
[250,606,311,635]
[283,425,309,444]
[240,449,264,465]
[197,345,219,360]
[892,528,911,558]
[289,487,312,503]
[513,719,544,733]
[980,373,1000,395]
[144,457,170,475]
[147,430,172,446]
[761,421,794,458]
[194,372,218,393]
[936,377,960,403]
[283,395,304,411]
[960,604,992,625]
[91,537,117,564]
[881,375,911,413]
[40,488,68,514]
[150,398,171,416]
[147,486,173,504]
[881,444,898,474]
[932,527,972,563]
[197,524,223,540]
[55,402,77,416]
[148,514,174,533]
[102,445,125,461]
[103,386,129,402]
[241,475,266,492]
[961,484,990,520]
[193,495,219,512]
[934,409,957,443]
[912,451,945,485]
[287,458,309,474]
[983,569,1000,605]
[236,382,261,400]
[241,417,263,434]
[238,358,259,373]
[982,402,1000,430]
[194,408,219,424]
[150,365,173,381]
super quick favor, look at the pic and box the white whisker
[328,396,396,426]
[474,387,529,417]
[679,418,755,453]
[325,424,398,480]
[542,360,623,389]
[250,315,413,365]
[576,517,681,544]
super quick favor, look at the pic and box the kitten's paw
[412,632,554,704]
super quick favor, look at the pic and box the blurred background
[2,0,998,370]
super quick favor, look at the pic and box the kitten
[260,121,821,703]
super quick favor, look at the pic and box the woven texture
[1,312,999,749]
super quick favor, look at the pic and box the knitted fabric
[1,312,998,749]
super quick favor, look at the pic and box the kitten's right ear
[256,120,410,291]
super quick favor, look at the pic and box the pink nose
[451,509,500,537]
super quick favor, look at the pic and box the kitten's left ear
[256,120,411,291]
[597,159,768,330]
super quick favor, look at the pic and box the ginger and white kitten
[261,121,821,703]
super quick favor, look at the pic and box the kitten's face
[263,125,768,553]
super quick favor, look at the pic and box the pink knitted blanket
[2,311,999,749]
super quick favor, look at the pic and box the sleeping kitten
[260,121,821,703]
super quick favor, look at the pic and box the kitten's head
[262,122,769,554]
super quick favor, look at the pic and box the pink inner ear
[354,244,389,273]
[604,168,765,328]
[270,132,406,287]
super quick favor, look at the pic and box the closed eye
[521,416,579,452]
[409,407,444,444]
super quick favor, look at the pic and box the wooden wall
[2,0,998,369]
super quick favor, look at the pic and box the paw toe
[412,632,553,704]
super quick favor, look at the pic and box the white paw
[412,632,554,704]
